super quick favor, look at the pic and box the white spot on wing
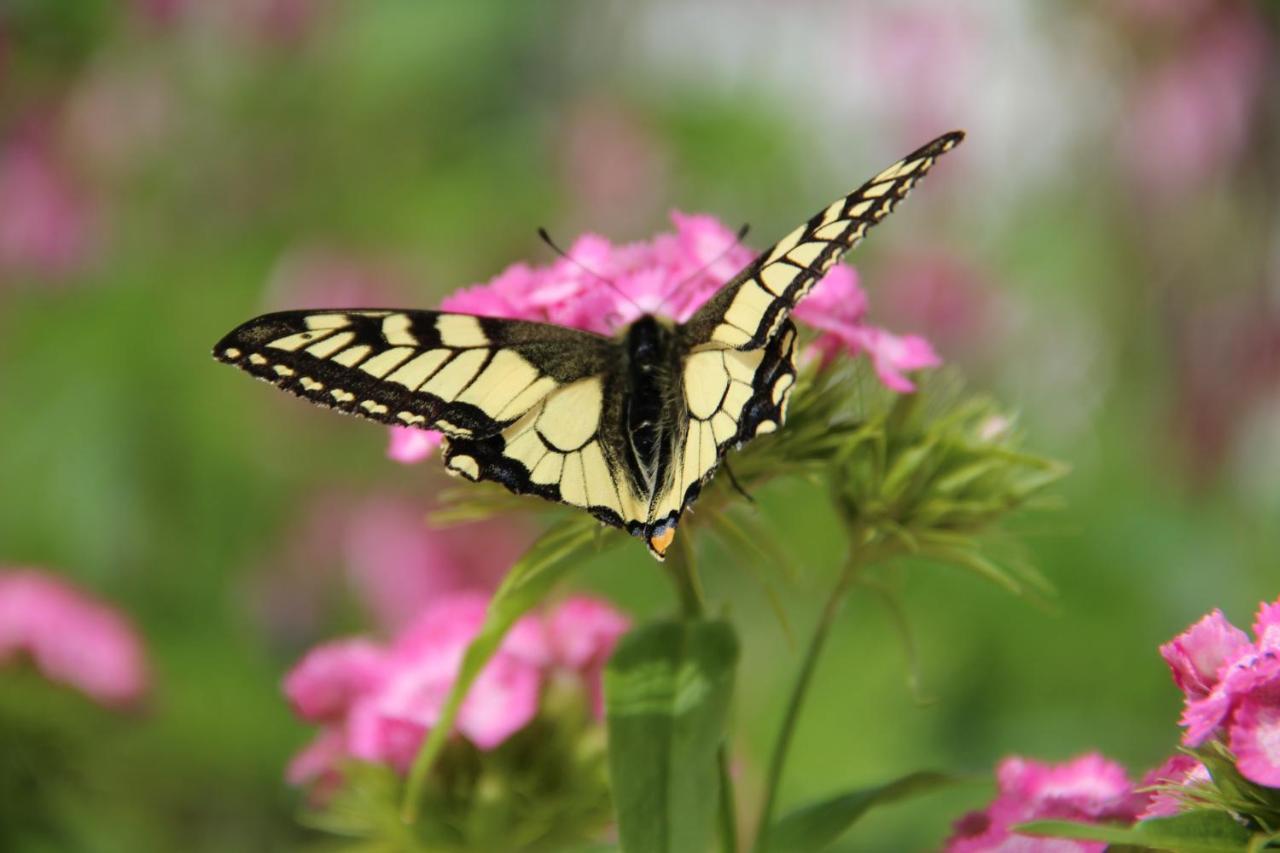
[560,452,587,506]
[385,349,450,391]
[332,345,372,367]
[536,377,603,451]
[759,263,796,296]
[381,314,418,346]
[358,347,416,378]
[456,350,540,415]
[448,455,480,479]
[723,281,775,334]
[436,315,488,348]
[580,441,617,512]
[421,349,488,400]
[495,376,558,421]
[683,350,731,420]
[306,331,356,359]
[305,314,351,330]
[530,451,563,486]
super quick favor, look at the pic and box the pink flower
[386,425,443,463]
[795,266,941,391]
[1122,10,1270,197]
[341,498,526,632]
[1137,754,1209,819]
[1159,609,1252,700]
[1171,596,1280,788]
[0,569,148,708]
[393,213,940,461]
[282,591,629,785]
[547,596,632,717]
[945,753,1144,853]
[284,638,387,722]
[0,120,97,281]
[246,493,529,639]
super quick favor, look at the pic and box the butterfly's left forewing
[215,308,650,532]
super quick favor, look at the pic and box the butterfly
[214,130,963,560]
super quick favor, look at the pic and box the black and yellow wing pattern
[214,130,964,559]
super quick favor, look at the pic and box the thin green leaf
[605,619,740,853]
[401,516,609,822]
[1017,810,1258,852]
[766,771,958,852]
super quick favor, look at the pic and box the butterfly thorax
[621,315,682,500]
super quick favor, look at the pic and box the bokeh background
[2,1,1279,850]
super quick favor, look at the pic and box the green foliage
[1017,811,1272,852]
[765,771,960,852]
[307,719,613,852]
[604,619,739,853]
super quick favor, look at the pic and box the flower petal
[1230,695,1280,787]
[1159,608,1252,699]
[283,637,387,722]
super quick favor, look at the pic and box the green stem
[665,535,739,853]
[753,534,877,852]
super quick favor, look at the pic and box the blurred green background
[2,1,1278,850]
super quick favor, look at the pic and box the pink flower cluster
[389,211,939,463]
[1164,598,1280,787]
[945,753,1147,853]
[284,592,628,786]
[0,569,148,708]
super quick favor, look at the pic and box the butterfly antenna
[537,227,646,316]
[653,222,751,314]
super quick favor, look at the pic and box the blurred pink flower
[1122,10,1270,197]
[1172,596,1280,787]
[386,425,442,463]
[284,637,386,722]
[0,569,148,708]
[795,266,941,392]
[1137,754,1209,820]
[559,99,669,231]
[341,497,525,632]
[246,493,529,640]
[0,121,97,281]
[133,0,321,43]
[394,211,939,461]
[284,591,629,785]
[946,753,1145,853]
[265,246,411,312]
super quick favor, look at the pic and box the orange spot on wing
[647,527,676,560]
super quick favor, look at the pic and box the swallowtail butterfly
[214,131,964,559]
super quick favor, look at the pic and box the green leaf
[401,515,610,822]
[605,619,740,853]
[1017,810,1258,852]
[765,771,957,852]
